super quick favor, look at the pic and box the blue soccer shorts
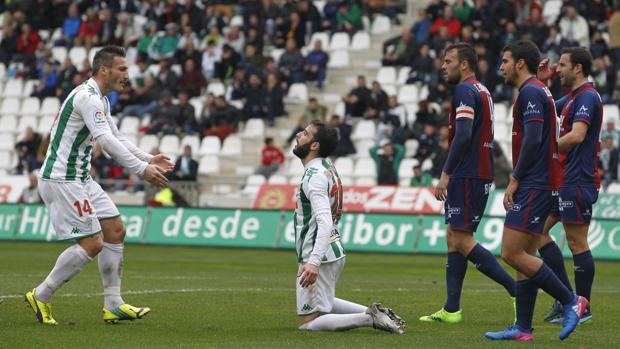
[444,178,492,232]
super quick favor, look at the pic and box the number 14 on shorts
[73,199,93,217]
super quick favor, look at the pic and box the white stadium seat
[0,116,17,133]
[206,81,226,97]
[398,158,420,180]
[20,97,40,115]
[404,139,419,157]
[267,174,288,184]
[353,157,376,178]
[286,160,305,177]
[17,115,38,133]
[220,135,242,156]
[286,83,309,103]
[397,67,411,85]
[398,84,420,104]
[198,155,220,175]
[22,79,36,97]
[69,46,88,70]
[334,157,354,177]
[51,47,68,64]
[351,120,376,140]
[37,115,54,135]
[159,135,180,156]
[1,98,20,115]
[119,117,140,135]
[199,136,221,155]
[138,135,159,152]
[88,46,103,64]
[350,31,370,51]
[327,50,350,69]
[307,32,330,51]
[371,15,391,35]
[245,174,266,186]
[329,32,350,51]
[355,177,376,186]
[180,135,201,154]
[383,84,397,97]
[40,97,60,116]
[241,118,265,139]
[0,132,14,150]
[354,139,375,158]
[270,48,285,63]
[2,79,23,98]
[0,151,13,170]
[376,67,397,86]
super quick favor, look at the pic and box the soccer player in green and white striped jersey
[293,120,405,334]
[25,46,173,325]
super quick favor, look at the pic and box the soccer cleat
[485,325,534,341]
[366,303,405,334]
[511,297,516,324]
[25,289,58,325]
[103,304,151,324]
[544,300,563,324]
[579,306,592,325]
[559,296,588,340]
[419,308,462,324]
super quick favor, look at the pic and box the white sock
[299,313,373,331]
[332,298,368,314]
[98,242,125,310]
[35,244,92,302]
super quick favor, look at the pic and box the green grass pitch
[1,241,618,348]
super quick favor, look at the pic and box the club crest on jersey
[94,110,106,124]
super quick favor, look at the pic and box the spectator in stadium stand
[408,44,434,84]
[15,23,40,61]
[89,143,114,190]
[602,121,620,148]
[493,141,512,189]
[174,91,197,135]
[57,3,81,47]
[320,0,340,32]
[244,73,267,121]
[416,124,438,162]
[76,8,101,49]
[176,39,203,71]
[225,25,245,54]
[137,22,158,57]
[230,67,248,100]
[411,8,432,45]
[387,95,408,130]
[121,74,161,120]
[18,171,42,204]
[262,57,278,79]
[376,112,407,146]
[14,127,42,175]
[370,142,405,186]
[181,0,205,33]
[245,19,265,53]
[147,90,178,135]
[201,40,222,80]
[542,25,570,64]
[215,44,241,82]
[148,22,180,62]
[0,26,17,67]
[298,0,322,32]
[430,5,461,39]
[501,21,519,47]
[114,12,142,47]
[600,137,619,189]
[256,137,285,179]
[337,2,363,36]
[592,57,612,102]
[156,58,180,96]
[202,25,222,49]
[172,145,199,181]
[364,105,381,126]
[430,26,451,56]
[56,56,78,100]
[242,43,266,76]
[287,11,307,51]
[178,24,201,53]
[559,5,590,47]
[286,97,327,143]
[264,73,286,125]
[203,5,227,34]
[382,29,416,67]
[369,81,389,111]
[476,58,498,97]
[278,38,305,86]
[305,40,329,90]
[203,95,241,141]
[344,75,371,118]
[179,58,207,98]
[98,7,116,46]
[329,115,356,157]
[430,137,449,178]
[426,0,448,21]
[31,61,58,100]
[611,69,620,103]
[590,30,610,60]
[410,165,433,187]
[522,6,549,49]
[451,0,473,23]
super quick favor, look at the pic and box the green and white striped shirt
[40,78,113,182]
[295,157,346,264]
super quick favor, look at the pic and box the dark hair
[92,46,126,76]
[445,42,477,71]
[265,137,274,145]
[503,40,541,74]
[561,47,593,76]
[310,120,338,157]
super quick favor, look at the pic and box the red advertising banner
[252,184,444,214]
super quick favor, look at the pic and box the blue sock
[530,264,574,305]
[444,252,468,313]
[515,279,537,330]
[467,243,516,297]
[538,241,573,291]
[573,250,595,302]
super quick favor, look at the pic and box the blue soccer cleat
[559,295,588,340]
[485,325,534,342]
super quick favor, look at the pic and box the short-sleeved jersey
[448,76,494,179]
[555,83,603,189]
[295,158,346,264]
[40,78,114,182]
[512,77,562,190]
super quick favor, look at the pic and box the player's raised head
[501,40,541,85]
[310,120,339,158]
[558,47,593,88]
[442,42,477,84]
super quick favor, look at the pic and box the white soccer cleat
[367,303,405,334]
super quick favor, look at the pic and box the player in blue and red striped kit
[485,40,588,342]
[420,43,516,324]
[535,47,602,325]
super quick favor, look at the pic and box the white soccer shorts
[296,258,345,316]
[38,179,120,240]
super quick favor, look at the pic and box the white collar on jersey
[86,78,104,98]
[304,157,326,169]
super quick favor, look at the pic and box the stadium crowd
[1,0,620,200]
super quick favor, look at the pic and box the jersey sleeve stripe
[42,94,76,179]
[524,118,544,123]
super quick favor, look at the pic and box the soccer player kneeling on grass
[293,120,405,334]
[25,46,174,325]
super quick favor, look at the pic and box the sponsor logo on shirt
[559,200,574,211]
[448,207,461,215]
[523,101,540,116]
[575,105,589,117]
[510,204,522,212]
[94,110,106,124]
[530,216,541,224]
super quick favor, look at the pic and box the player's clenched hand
[144,164,169,188]
[434,172,449,201]
[298,263,319,288]
[503,176,519,211]
[149,154,175,172]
